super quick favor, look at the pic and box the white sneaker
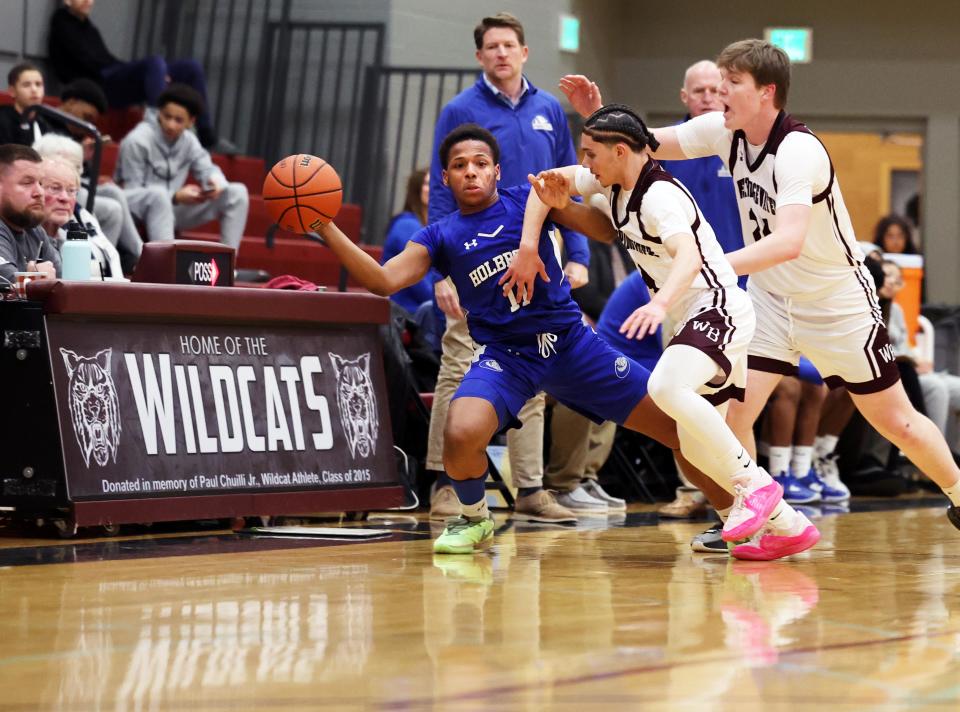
[554,485,609,513]
[581,480,626,511]
[814,454,851,501]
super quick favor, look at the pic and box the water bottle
[61,222,92,281]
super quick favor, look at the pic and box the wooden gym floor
[0,497,958,711]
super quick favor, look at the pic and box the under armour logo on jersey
[477,224,504,239]
[464,239,478,250]
[537,332,558,358]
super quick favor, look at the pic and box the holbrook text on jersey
[468,248,518,287]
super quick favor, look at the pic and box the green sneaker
[433,515,495,554]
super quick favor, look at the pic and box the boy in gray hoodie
[114,84,248,250]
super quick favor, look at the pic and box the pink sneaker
[722,468,783,542]
[731,513,821,561]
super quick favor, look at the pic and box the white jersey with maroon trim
[575,161,738,322]
[675,111,869,302]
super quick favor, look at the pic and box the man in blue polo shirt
[424,13,597,524]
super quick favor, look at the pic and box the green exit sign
[559,14,579,53]
[765,27,813,63]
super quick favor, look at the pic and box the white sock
[461,499,489,520]
[767,500,799,533]
[791,446,814,478]
[942,482,960,507]
[814,434,838,460]
[769,446,792,477]
[716,505,732,522]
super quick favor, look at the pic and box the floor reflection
[1,504,958,710]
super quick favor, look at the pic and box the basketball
[262,154,343,233]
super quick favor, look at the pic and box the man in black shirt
[48,0,223,149]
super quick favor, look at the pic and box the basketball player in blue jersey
[558,40,960,533]
[314,123,730,554]
[506,106,819,560]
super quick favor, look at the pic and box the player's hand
[175,184,206,205]
[564,260,588,289]
[528,171,572,210]
[434,278,465,320]
[916,359,934,375]
[499,245,549,306]
[559,75,603,117]
[619,302,666,340]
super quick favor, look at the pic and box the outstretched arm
[549,202,617,244]
[315,221,432,296]
[558,74,688,160]
[498,166,581,302]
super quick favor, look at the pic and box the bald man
[658,61,745,528]
[660,61,743,257]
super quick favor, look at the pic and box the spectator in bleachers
[114,84,248,250]
[48,0,228,151]
[0,144,60,284]
[381,168,434,315]
[38,79,146,271]
[0,63,49,146]
[35,138,122,278]
[873,214,918,255]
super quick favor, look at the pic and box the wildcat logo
[59,348,122,467]
[692,320,721,342]
[328,352,378,458]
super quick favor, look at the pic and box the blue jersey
[428,75,589,267]
[412,185,582,345]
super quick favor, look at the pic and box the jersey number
[748,208,772,241]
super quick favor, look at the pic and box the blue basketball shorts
[453,321,651,433]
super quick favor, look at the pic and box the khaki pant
[426,316,545,488]
[544,403,616,492]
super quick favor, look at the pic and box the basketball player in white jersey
[558,39,960,536]
[503,104,820,560]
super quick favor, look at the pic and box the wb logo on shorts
[615,356,630,379]
[692,320,721,343]
[480,359,503,372]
